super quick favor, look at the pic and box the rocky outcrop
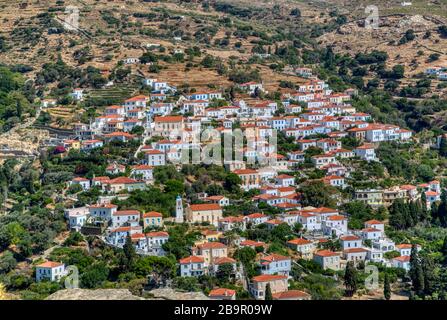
[46,289,145,300]
[45,288,210,300]
[147,288,210,300]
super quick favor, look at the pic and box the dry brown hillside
[318,14,447,76]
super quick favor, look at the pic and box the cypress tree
[440,135,447,157]
[441,236,447,265]
[422,255,436,296]
[390,199,405,230]
[384,273,391,300]
[409,244,424,296]
[123,234,136,270]
[265,283,273,300]
[430,201,439,224]
[420,192,427,218]
[344,261,358,297]
[409,201,419,225]
[439,189,447,227]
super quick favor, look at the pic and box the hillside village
[2,0,447,302]
[32,69,438,300]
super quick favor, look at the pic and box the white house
[111,210,140,228]
[259,254,291,276]
[340,235,363,250]
[88,203,118,221]
[392,256,411,271]
[66,207,89,231]
[354,144,377,161]
[36,261,66,282]
[131,164,154,181]
[71,88,84,101]
[146,231,169,256]
[361,227,382,240]
[322,215,348,237]
[343,248,368,266]
[145,149,166,166]
[275,174,295,187]
[244,213,269,226]
[179,256,208,277]
[313,250,341,271]
[70,177,90,191]
[287,238,315,259]
[396,244,421,257]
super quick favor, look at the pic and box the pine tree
[344,261,358,297]
[265,283,273,300]
[384,273,391,300]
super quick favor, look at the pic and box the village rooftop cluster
[35,71,434,300]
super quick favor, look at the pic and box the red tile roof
[272,290,310,300]
[179,256,204,264]
[209,288,236,297]
[252,274,287,282]
[213,257,236,265]
[314,250,339,257]
[113,210,140,216]
[36,261,64,268]
[365,219,384,225]
[189,203,221,211]
[197,242,227,250]
[143,211,163,218]
[340,235,361,241]
[287,238,312,246]
[393,256,411,262]
[146,231,169,238]
[240,240,265,247]
[260,254,290,264]
[155,116,183,123]
[107,177,142,185]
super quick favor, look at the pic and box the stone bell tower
[175,195,184,223]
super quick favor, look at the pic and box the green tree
[216,263,234,283]
[441,236,447,266]
[265,283,273,300]
[344,261,358,297]
[123,235,136,270]
[80,263,109,288]
[0,251,17,274]
[421,255,436,296]
[439,135,447,157]
[224,173,242,194]
[384,273,391,300]
[299,181,337,208]
[409,244,424,296]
